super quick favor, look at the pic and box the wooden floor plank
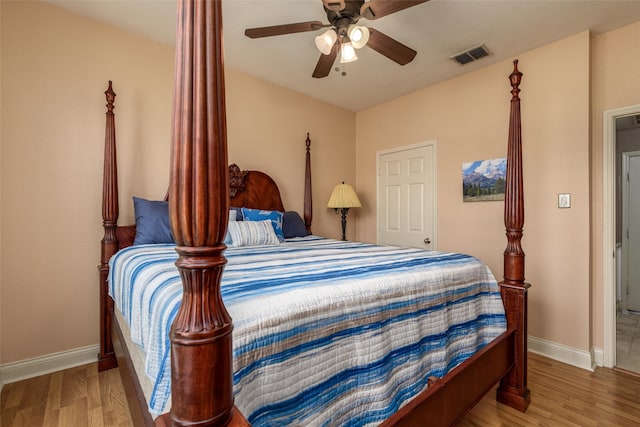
[40,408,60,427]
[9,408,33,427]
[87,370,102,411]
[1,353,640,426]
[3,381,25,409]
[25,375,50,427]
[60,366,87,408]
[58,396,88,427]
[88,405,105,427]
[44,371,63,414]
[97,367,133,427]
[0,406,19,427]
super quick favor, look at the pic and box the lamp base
[339,208,349,241]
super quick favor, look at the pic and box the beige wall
[0,1,354,365]
[355,33,592,351]
[226,71,356,240]
[1,0,174,365]
[591,21,640,350]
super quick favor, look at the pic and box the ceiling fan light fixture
[315,29,337,55]
[340,42,358,63]
[347,24,369,49]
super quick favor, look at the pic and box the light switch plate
[558,193,571,208]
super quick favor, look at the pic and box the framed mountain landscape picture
[462,158,506,202]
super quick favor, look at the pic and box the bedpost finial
[306,132,311,150]
[105,81,116,111]
[509,59,522,99]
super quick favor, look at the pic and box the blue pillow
[241,208,284,241]
[283,211,310,238]
[133,197,174,245]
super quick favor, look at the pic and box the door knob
[424,238,431,245]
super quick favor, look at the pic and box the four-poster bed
[98,1,530,425]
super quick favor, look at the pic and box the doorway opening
[616,124,640,373]
[603,104,640,372]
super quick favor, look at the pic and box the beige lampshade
[327,182,362,209]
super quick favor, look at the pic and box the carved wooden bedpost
[98,81,118,371]
[304,132,313,232]
[169,1,244,425]
[497,60,531,412]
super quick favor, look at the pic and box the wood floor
[0,363,132,427]
[2,352,639,426]
[460,353,640,426]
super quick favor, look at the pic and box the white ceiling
[45,0,640,112]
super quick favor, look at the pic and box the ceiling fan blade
[360,0,428,20]
[322,0,346,12]
[366,28,417,65]
[245,21,325,38]
[312,42,339,78]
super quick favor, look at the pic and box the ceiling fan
[244,0,428,78]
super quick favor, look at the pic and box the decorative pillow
[230,207,243,221]
[227,220,280,247]
[133,197,174,245]
[229,209,238,221]
[283,211,311,238]
[224,219,234,246]
[241,208,284,241]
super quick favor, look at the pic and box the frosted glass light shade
[315,29,337,55]
[347,25,369,49]
[340,42,358,63]
[327,183,362,208]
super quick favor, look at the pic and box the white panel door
[378,143,436,249]
[624,153,640,311]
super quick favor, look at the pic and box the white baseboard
[0,344,99,392]
[591,346,604,369]
[528,336,596,371]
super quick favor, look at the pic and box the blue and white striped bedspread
[108,236,506,426]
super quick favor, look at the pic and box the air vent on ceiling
[450,44,491,65]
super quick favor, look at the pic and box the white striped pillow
[228,219,280,247]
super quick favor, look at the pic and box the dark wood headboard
[111,164,288,251]
[228,165,285,212]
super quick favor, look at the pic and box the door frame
[603,104,640,368]
[376,140,438,248]
[621,151,640,313]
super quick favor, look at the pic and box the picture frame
[462,158,506,202]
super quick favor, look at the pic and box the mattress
[109,236,506,426]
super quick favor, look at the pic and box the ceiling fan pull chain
[337,36,346,76]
